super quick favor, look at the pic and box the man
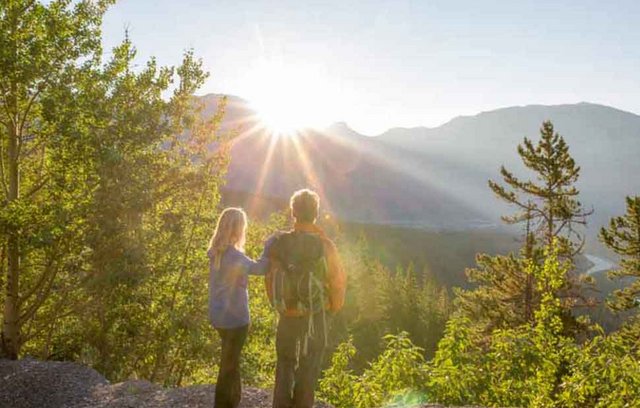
[266,189,346,408]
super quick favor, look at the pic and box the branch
[24,174,50,199]
[18,240,63,324]
[19,308,78,345]
[554,220,569,236]
[19,266,58,325]
[0,244,5,297]
[571,237,586,258]
[17,254,55,310]
[0,138,9,198]
[0,82,17,129]
[16,86,44,159]
[168,181,208,310]
[20,136,45,158]
[19,0,37,15]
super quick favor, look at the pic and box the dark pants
[215,325,249,408]
[273,313,328,408]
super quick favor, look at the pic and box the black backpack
[270,231,328,315]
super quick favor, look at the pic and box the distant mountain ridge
[199,94,640,243]
[377,102,639,136]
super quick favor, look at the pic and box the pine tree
[458,121,593,334]
[599,196,640,313]
[456,253,533,330]
[489,121,592,256]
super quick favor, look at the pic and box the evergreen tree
[458,121,593,334]
[599,196,640,313]
[456,253,534,330]
[331,234,450,371]
[489,120,591,256]
[430,243,576,407]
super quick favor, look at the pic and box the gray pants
[272,313,328,408]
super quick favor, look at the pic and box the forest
[1,2,640,407]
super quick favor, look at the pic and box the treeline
[317,123,640,407]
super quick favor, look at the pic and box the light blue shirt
[208,241,272,329]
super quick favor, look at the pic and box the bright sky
[101,0,640,135]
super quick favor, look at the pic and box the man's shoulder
[265,231,285,246]
[319,235,338,254]
[298,230,336,251]
[265,231,289,256]
[270,230,335,253]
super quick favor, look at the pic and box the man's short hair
[290,189,320,223]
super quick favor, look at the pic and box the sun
[242,59,337,135]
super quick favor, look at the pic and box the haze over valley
[204,94,640,259]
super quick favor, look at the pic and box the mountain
[377,102,640,231]
[200,94,640,244]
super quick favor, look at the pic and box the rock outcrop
[0,358,483,408]
[0,358,329,408]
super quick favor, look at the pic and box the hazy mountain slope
[377,103,640,234]
[226,120,485,228]
[200,95,640,239]
[201,94,486,229]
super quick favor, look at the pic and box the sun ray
[289,131,336,218]
[310,127,499,223]
[225,113,267,147]
[233,57,496,224]
[248,132,279,215]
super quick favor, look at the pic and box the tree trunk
[2,2,21,358]
[2,109,20,359]
[524,210,534,324]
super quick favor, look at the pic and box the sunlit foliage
[319,332,428,408]
[600,196,640,313]
[3,3,640,407]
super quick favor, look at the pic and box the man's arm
[323,239,346,312]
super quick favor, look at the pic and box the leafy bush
[560,329,640,407]
[319,332,428,408]
[428,244,576,407]
[317,337,359,407]
[426,316,487,405]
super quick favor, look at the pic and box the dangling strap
[322,299,328,348]
[295,335,301,370]
[320,257,329,348]
[302,331,309,356]
[272,266,278,310]
[303,273,314,356]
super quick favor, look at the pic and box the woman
[208,207,270,408]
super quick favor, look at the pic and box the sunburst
[242,59,336,135]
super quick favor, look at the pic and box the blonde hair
[208,207,248,269]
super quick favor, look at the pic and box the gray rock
[0,359,332,408]
[0,357,108,408]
